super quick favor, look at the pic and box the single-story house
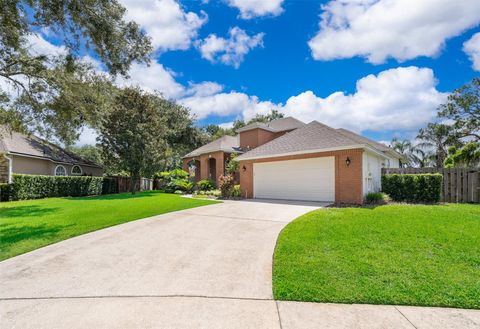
[182,117,305,184]
[0,128,103,183]
[183,117,402,204]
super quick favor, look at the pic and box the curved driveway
[1,200,479,328]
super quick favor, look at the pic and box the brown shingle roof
[183,135,243,158]
[335,128,402,157]
[0,127,102,167]
[236,117,305,133]
[237,121,362,160]
[237,121,401,161]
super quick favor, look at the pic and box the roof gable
[236,121,400,161]
[183,135,242,158]
[0,127,102,167]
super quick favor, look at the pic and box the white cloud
[120,0,207,51]
[280,66,447,132]
[464,32,480,71]
[75,127,98,146]
[225,0,284,19]
[184,81,224,97]
[309,0,480,64]
[27,34,67,56]
[117,61,185,98]
[198,27,264,68]
[180,89,275,120]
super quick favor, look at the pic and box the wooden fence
[381,168,480,203]
[107,176,154,194]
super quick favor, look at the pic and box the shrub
[156,169,191,192]
[175,179,194,193]
[381,174,442,203]
[226,153,239,174]
[218,174,234,198]
[364,192,389,205]
[197,179,216,191]
[231,184,241,198]
[0,183,12,201]
[10,174,103,201]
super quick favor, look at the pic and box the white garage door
[253,157,335,202]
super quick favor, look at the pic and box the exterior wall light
[242,165,247,172]
[345,157,351,166]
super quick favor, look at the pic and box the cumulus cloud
[225,0,284,19]
[180,89,275,120]
[117,61,185,98]
[198,27,264,68]
[464,32,480,71]
[120,0,207,51]
[281,67,447,132]
[179,67,447,133]
[309,0,480,64]
[27,34,67,56]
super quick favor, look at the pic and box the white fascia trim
[237,144,368,161]
[363,145,391,160]
[8,152,102,169]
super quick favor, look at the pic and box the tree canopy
[99,87,167,192]
[1,0,152,143]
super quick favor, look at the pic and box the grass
[0,191,218,261]
[273,204,480,309]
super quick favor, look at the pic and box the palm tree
[410,147,435,168]
[416,123,455,168]
[390,138,414,167]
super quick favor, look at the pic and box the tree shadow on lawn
[70,190,162,201]
[0,205,59,218]
[0,223,74,245]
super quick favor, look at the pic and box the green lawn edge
[272,204,480,309]
[0,191,219,261]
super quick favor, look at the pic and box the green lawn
[0,191,218,261]
[273,204,480,309]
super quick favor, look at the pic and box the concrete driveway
[1,200,479,328]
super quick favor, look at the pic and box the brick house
[0,128,103,183]
[183,117,402,204]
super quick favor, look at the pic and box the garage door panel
[253,157,335,202]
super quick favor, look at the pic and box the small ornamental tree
[99,87,167,193]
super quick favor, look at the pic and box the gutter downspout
[3,153,13,183]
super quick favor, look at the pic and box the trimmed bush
[381,174,442,203]
[197,179,216,191]
[10,174,103,201]
[364,192,389,205]
[0,183,12,201]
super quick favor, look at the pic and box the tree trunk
[130,173,139,194]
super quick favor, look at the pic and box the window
[71,165,82,176]
[54,165,67,176]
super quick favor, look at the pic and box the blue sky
[25,0,480,145]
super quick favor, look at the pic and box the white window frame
[54,165,67,176]
[71,165,83,176]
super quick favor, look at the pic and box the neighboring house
[0,128,103,183]
[184,117,402,204]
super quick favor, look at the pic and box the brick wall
[239,148,364,204]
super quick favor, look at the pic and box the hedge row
[1,174,105,201]
[381,173,443,203]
